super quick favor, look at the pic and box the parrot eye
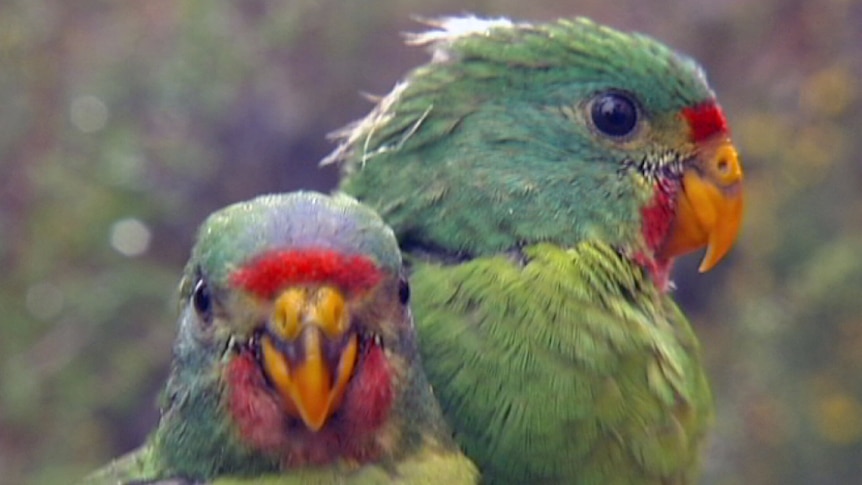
[192,279,213,323]
[589,92,639,138]
[398,278,410,305]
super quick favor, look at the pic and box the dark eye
[192,279,213,322]
[398,278,410,305]
[590,92,639,138]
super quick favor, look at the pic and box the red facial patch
[637,182,676,291]
[340,343,393,435]
[640,188,674,253]
[224,342,394,466]
[682,102,728,143]
[229,248,382,299]
[225,353,288,450]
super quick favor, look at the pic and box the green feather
[410,243,711,484]
[335,15,724,483]
[334,17,715,257]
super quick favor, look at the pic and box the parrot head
[154,192,419,476]
[333,17,743,286]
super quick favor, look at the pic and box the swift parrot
[84,192,478,484]
[332,16,744,484]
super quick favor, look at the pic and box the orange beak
[659,138,744,272]
[259,286,358,431]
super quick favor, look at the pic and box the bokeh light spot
[70,95,109,133]
[110,218,152,257]
[800,66,856,118]
[814,393,862,445]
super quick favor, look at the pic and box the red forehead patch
[229,248,383,299]
[682,102,728,142]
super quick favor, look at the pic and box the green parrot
[84,192,478,484]
[332,16,744,484]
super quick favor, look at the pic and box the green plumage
[410,243,711,483]
[84,192,477,484]
[332,17,712,258]
[335,16,724,483]
[88,444,475,485]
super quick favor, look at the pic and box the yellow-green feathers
[410,243,712,483]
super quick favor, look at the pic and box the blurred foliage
[0,0,860,484]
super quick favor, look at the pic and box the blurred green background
[1,0,860,484]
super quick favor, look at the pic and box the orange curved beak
[659,138,744,272]
[260,286,358,431]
